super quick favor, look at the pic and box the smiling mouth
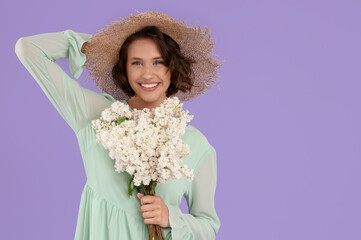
[138,82,160,91]
[139,83,160,88]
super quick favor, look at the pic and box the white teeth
[141,83,158,88]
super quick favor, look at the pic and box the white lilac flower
[91,96,194,187]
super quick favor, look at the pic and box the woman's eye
[131,61,164,66]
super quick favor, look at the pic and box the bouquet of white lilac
[92,96,194,239]
[91,96,194,199]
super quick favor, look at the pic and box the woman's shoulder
[185,124,208,138]
[183,124,213,152]
[100,93,116,103]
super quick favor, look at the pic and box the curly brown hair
[111,26,196,98]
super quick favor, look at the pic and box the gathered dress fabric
[14,29,221,240]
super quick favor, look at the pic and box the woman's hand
[81,42,88,54]
[137,193,170,228]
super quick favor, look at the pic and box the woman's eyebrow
[130,57,163,60]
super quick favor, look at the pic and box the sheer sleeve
[14,29,115,134]
[167,146,221,240]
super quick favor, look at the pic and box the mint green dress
[15,29,220,240]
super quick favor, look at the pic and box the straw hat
[83,11,223,102]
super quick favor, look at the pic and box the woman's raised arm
[14,30,115,134]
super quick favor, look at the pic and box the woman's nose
[142,64,154,78]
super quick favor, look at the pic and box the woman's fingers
[144,217,160,225]
[138,193,159,205]
[141,203,160,212]
[81,42,88,54]
[142,210,159,219]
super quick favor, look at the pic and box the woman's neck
[126,96,167,111]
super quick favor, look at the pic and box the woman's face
[126,38,171,108]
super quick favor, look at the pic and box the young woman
[15,11,221,240]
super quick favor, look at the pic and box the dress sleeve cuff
[62,29,92,79]
[167,204,192,239]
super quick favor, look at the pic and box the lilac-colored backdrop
[1,0,361,239]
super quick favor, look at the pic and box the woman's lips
[138,82,160,91]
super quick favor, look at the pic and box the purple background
[1,0,361,239]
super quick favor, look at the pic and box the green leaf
[128,175,134,198]
[128,188,133,199]
[117,116,126,125]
